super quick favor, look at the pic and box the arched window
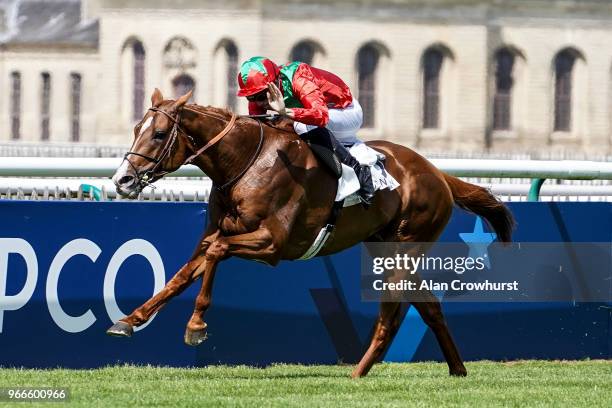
[290,40,326,67]
[132,41,145,122]
[554,50,576,132]
[41,72,51,141]
[291,41,315,64]
[70,73,82,142]
[422,48,444,129]
[224,41,238,111]
[172,74,195,99]
[213,39,239,110]
[10,71,21,140]
[357,44,380,128]
[493,49,515,130]
[121,37,147,123]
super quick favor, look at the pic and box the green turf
[0,361,610,407]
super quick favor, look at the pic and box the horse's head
[113,88,193,198]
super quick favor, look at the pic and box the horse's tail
[443,173,515,243]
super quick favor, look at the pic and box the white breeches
[293,99,363,145]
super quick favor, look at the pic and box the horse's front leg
[106,230,220,337]
[184,227,279,346]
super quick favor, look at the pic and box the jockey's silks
[248,62,353,127]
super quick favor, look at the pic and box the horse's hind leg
[351,240,421,378]
[352,243,466,378]
[351,301,403,378]
[353,187,466,376]
[411,290,467,376]
[389,247,466,376]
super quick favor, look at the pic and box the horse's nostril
[118,175,135,186]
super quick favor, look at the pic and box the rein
[124,106,264,192]
[182,108,237,165]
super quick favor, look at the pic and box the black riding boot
[301,127,375,208]
[344,158,376,208]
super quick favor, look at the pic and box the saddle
[307,144,342,178]
[299,128,342,178]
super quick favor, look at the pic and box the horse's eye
[153,130,166,140]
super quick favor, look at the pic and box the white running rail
[0,157,611,201]
[0,157,611,179]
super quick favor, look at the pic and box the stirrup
[359,194,374,209]
[358,185,375,209]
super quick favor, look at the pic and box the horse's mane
[186,104,233,119]
[185,103,295,134]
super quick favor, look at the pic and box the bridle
[123,106,264,192]
[123,107,186,188]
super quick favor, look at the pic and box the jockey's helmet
[237,56,280,97]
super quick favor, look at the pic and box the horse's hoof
[350,367,367,379]
[106,321,134,338]
[184,325,208,346]
[450,366,468,377]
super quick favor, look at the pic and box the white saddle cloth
[335,142,400,206]
[297,142,401,260]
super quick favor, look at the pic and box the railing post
[528,178,545,202]
[80,184,102,201]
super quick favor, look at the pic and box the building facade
[1,0,612,156]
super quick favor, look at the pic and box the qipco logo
[0,238,165,334]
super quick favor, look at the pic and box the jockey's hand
[267,83,293,118]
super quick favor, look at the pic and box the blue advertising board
[0,201,610,368]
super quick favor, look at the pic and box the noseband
[124,107,238,189]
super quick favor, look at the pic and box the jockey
[236,56,375,206]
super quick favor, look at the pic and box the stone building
[1,0,612,156]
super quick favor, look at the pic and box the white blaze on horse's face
[111,160,135,194]
[112,115,157,197]
[139,116,153,136]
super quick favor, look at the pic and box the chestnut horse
[107,89,514,378]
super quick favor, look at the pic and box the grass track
[0,361,610,407]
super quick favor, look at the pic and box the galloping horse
[107,89,514,378]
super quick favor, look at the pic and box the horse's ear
[172,90,193,110]
[151,88,164,107]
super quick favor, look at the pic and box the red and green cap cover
[237,56,280,97]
